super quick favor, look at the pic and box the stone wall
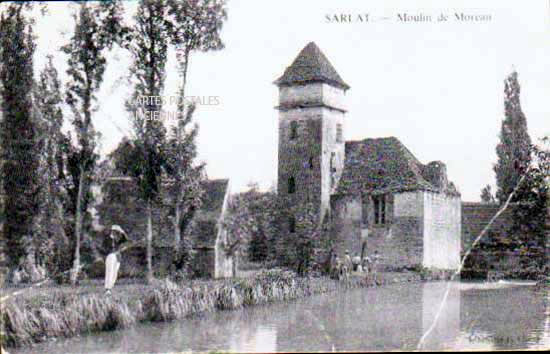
[461,202,513,251]
[277,107,324,225]
[214,186,234,279]
[321,107,345,221]
[278,82,347,118]
[423,191,461,270]
[331,190,461,271]
[330,194,362,255]
[390,191,424,268]
[277,82,346,226]
[460,202,539,278]
[331,191,425,269]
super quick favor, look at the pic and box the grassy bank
[2,269,420,348]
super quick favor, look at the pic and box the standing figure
[370,250,381,279]
[361,256,370,275]
[330,252,338,279]
[352,253,361,272]
[104,225,128,295]
[333,256,342,280]
[344,250,353,275]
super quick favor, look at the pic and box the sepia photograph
[0,0,549,352]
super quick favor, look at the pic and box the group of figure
[330,249,380,280]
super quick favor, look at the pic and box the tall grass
[3,269,402,348]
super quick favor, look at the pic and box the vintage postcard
[0,0,549,353]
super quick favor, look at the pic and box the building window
[336,123,342,143]
[309,156,314,169]
[288,176,295,194]
[330,152,336,187]
[289,215,296,233]
[373,195,386,225]
[290,121,298,140]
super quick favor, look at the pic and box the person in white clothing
[104,225,127,295]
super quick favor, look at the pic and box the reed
[3,269,409,348]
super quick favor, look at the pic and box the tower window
[373,195,386,225]
[288,176,295,194]
[290,121,298,140]
[289,215,296,233]
[336,123,343,143]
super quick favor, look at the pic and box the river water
[12,281,550,353]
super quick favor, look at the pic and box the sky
[24,0,550,201]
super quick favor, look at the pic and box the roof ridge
[275,42,350,90]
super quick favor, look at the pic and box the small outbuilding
[185,179,233,278]
[95,177,233,279]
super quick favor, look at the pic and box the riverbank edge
[2,269,436,349]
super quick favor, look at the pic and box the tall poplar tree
[125,0,170,283]
[61,1,129,284]
[165,0,226,250]
[34,56,70,275]
[0,4,40,272]
[494,71,532,204]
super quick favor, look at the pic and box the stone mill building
[274,42,462,271]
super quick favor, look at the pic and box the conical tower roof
[275,42,350,90]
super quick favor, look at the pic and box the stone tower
[274,42,349,230]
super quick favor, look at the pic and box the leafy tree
[241,184,276,262]
[0,4,40,275]
[510,138,549,276]
[166,0,226,86]
[268,197,332,275]
[164,0,226,252]
[291,203,318,275]
[480,185,495,203]
[125,0,171,283]
[164,103,204,249]
[164,103,204,277]
[61,1,129,284]
[279,201,332,275]
[34,56,71,275]
[221,184,279,268]
[221,193,257,268]
[494,71,532,204]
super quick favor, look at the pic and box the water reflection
[11,282,549,353]
[421,282,461,350]
[459,284,548,350]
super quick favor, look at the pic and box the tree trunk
[174,202,181,251]
[173,48,190,253]
[232,250,238,278]
[146,200,153,283]
[70,166,85,285]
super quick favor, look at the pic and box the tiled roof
[187,178,229,248]
[274,42,350,90]
[335,137,459,196]
[199,178,229,215]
